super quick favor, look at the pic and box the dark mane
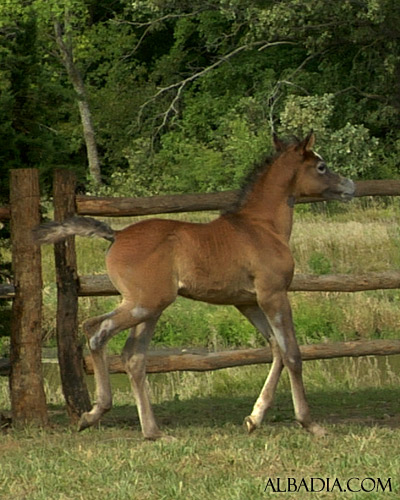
[223,137,298,214]
[223,155,274,214]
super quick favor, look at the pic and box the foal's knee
[125,354,146,385]
[282,349,302,374]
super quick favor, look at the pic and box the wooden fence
[1,170,48,426]
[1,169,400,425]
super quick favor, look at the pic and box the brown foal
[35,132,355,439]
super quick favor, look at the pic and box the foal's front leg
[236,305,283,432]
[244,337,283,433]
[259,292,325,436]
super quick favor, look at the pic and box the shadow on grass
[94,386,400,432]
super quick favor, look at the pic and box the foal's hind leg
[122,318,162,440]
[237,306,283,433]
[78,301,141,431]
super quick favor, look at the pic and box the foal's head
[275,132,355,201]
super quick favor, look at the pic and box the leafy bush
[279,93,381,179]
[280,93,335,139]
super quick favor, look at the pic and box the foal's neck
[237,159,296,241]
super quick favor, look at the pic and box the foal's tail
[33,216,115,244]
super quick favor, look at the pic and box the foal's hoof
[307,423,327,438]
[243,416,258,434]
[77,413,95,432]
[143,430,164,441]
[155,435,177,443]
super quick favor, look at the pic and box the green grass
[1,422,399,500]
[1,358,400,499]
[1,314,400,499]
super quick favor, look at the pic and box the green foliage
[279,94,382,179]
[307,252,332,275]
[154,102,273,194]
[106,300,260,355]
[293,295,342,344]
[327,124,380,179]
[0,2,89,199]
[280,93,335,138]
[1,0,400,195]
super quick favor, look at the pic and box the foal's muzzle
[324,178,356,202]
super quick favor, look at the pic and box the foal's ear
[299,131,316,153]
[273,133,285,152]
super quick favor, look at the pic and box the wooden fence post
[10,169,48,426]
[53,169,91,422]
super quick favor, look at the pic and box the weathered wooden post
[53,169,91,422]
[10,169,48,426]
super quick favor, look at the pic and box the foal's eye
[316,163,326,174]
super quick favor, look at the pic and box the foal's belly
[177,282,257,306]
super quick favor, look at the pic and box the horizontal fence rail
[83,339,400,374]
[76,270,400,296]
[2,269,400,300]
[1,179,400,222]
[0,283,15,299]
[76,180,400,217]
[2,339,400,377]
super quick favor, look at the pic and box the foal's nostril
[344,179,356,194]
[340,179,356,201]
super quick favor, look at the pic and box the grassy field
[1,199,400,499]
[1,359,400,499]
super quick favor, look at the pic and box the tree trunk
[54,21,102,185]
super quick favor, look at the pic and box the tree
[0,6,69,200]
[0,0,106,187]
[119,0,400,188]
[53,16,102,184]
[2,0,400,195]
